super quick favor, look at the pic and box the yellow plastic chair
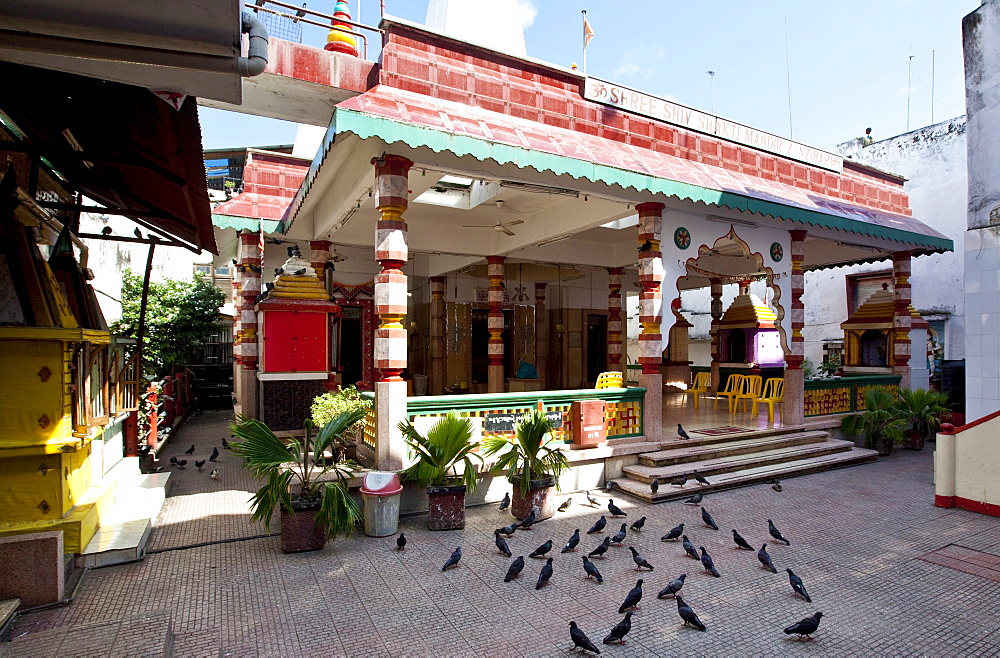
[683,371,712,409]
[752,377,785,423]
[735,375,763,414]
[714,374,746,413]
[596,371,623,389]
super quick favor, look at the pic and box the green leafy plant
[842,388,907,452]
[802,358,816,379]
[819,352,841,377]
[398,412,482,491]
[311,386,372,458]
[112,270,226,376]
[482,410,570,493]
[894,388,950,436]
[230,409,366,538]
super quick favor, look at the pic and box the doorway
[471,309,512,384]
[586,314,607,383]
[339,307,363,387]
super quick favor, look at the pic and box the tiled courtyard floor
[4,409,1000,656]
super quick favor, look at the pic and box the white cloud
[612,46,665,83]
[517,0,537,29]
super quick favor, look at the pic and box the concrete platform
[77,519,152,568]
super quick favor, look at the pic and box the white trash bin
[361,471,403,537]
[412,374,428,396]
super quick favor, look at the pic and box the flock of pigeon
[166,438,229,479]
[418,485,822,653]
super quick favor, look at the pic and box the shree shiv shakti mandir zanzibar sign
[584,77,844,173]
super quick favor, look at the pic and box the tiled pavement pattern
[4,411,1000,656]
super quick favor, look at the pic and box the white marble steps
[0,599,19,641]
[77,471,171,568]
[623,437,853,484]
[657,424,810,449]
[611,447,879,502]
[640,430,831,467]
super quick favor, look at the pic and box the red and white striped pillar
[607,267,624,371]
[892,251,913,389]
[236,230,262,418]
[429,275,447,395]
[535,282,548,389]
[636,202,665,440]
[784,229,808,425]
[309,240,332,285]
[487,255,506,393]
[709,277,723,392]
[373,154,413,470]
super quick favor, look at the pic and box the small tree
[113,270,226,376]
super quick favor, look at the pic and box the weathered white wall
[964,0,1000,420]
[935,413,1000,515]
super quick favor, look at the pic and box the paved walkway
[4,410,1000,657]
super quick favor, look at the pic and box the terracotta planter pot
[280,501,327,553]
[874,434,895,457]
[510,476,556,520]
[427,485,467,530]
[903,429,925,451]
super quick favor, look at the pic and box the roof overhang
[287,85,953,258]
[0,0,244,104]
[1,62,216,253]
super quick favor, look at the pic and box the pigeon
[586,491,600,507]
[683,493,704,505]
[630,516,647,532]
[558,497,573,512]
[677,424,692,440]
[758,544,778,573]
[609,523,628,546]
[657,573,687,598]
[675,595,706,631]
[290,268,307,276]
[582,556,604,583]
[498,522,518,537]
[682,535,700,560]
[732,529,754,550]
[520,508,537,529]
[693,471,711,485]
[588,537,612,559]
[101,226,113,235]
[699,547,720,577]
[786,568,812,602]
[184,444,196,455]
[702,507,719,530]
[535,557,554,589]
[209,446,220,462]
[586,516,607,534]
[174,459,187,468]
[529,540,553,558]
[662,523,685,542]
[499,492,510,510]
[569,621,602,655]
[765,478,780,485]
[222,437,231,450]
[442,546,462,571]
[504,556,525,582]
[562,529,581,553]
[608,499,627,517]
[603,611,633,645]
[650,479,659,495]
[133,228,143,239]
[396,533,406,551]
[638,239,653,252]
[784,612,823,640]
[495,530,512,557]
[629,546,654,571]
[619,579,643,613]
[194,459,206,470]
[209,469,220,480]
[768,519,791,545]
[670,474,689,487]
[772,484,783,492]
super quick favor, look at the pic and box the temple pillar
[892,251,913,389]
[636,202,664,441]
[607,267,624,371]
[237,230,261,419]
[429,276,447,395]
[372,154,413,470]
[534,282,548,389]
[487,256,506,393]
[783,229,808,426]
[309,239,338,390]
[709,277,723,393]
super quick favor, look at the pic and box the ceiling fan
[462,200,524,236]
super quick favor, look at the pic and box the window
[194,264,211,276]
[846,270,892,314]
[214,266,231,278]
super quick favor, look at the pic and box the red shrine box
[258,299,340,374]
[571,399,607,448]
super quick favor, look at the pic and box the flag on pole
[583,15,594,47]
[258,220,265,258]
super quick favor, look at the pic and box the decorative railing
[804,374,901,417]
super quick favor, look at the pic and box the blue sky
[201,0,980,152]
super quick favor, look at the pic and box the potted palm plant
[894,388,950,451]
[398,412,482,530]
[841,388,907,456]
[311,386,372,463]
[483,410,569,521]
[230,409,366,553]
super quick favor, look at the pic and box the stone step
[611,447,879,502]
[0,599,19,641]
[640,430,831,467]
[77,518,152,569]
[624,438,855,484]
[657,424,808,449]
